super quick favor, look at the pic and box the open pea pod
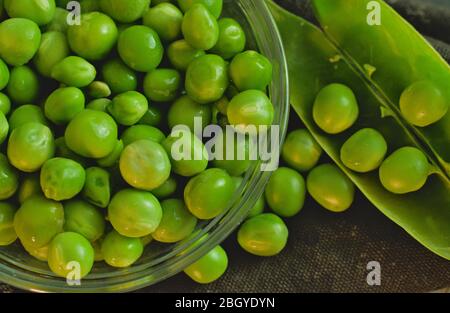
[267,1,450,259]
[311,0,450,178]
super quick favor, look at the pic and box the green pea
[0,202,17,246]
[118,25,163,72]
[40,158,86,201]
[92,239,104,261]
[23,241,49,261]
[185,54,228,104]
[8,105,48,130]
[282,129,323,172]
[0,110,7,144]
[79,0,101,12]
[109,189,162,238]
[227,90,274,133]
[151,177,178,199]
[143,3,183,42]
[144,69,181,102]
[379,147,430,194]
[14,195,64,249]
[265,167,306,217]
[102,59,137,94]
[237,213,288,257]
[184,245,228,284]
[121,125,166,146]
[86,98,112,112]
[99,0,151,23]
[182,4,219,50]
[0,57,9,90]
[0,18,41,66]
[400,81,448,127]
[45,87,85,125]
[139,106,163,127]
[51,56,96,88]
[0,92,10,115]
[44,7,69,33]
[229,50,273,91]
[120,140,171,191]
[168,95,212,132]
[162,130,208,177]
[87,81,111,99]
[4,0,56,26]
[108,91,149,126]
[211,18,246,60]
[54,137,87,166]
[68,12,118,61]
[97,140,124,168]
[307,164,355,213]
[184,168,234,220]
[82,167,111,208]
[33,31,70,78]
[101,230,144,268]
[7,123,55,172]
[247,195,265,219]
[7,66,39,104]
[65,109,118,159]
[0,153,18,200]
[48,232,94,278]
[178,0,223,19]
[341,128,388,173]
[64,200,105,242]
[167,39,205,71]
[313,83,359,135]
[17,174,43,204]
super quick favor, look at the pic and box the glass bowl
[0,0,289,292]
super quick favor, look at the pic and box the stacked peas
[0,0,278,284]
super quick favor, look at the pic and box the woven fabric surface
[2,0,450,293]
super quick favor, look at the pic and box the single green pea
[23,241,49,261]
[185,54,228,104]
[0,202,17,246]
[0,153,18,200]
[97,140,124,168]
[379,147,430,194]
[151,177,178,199]
[82,167,111,208]
[227,90,274,133]
[101,230,144,268]
[184,245,228,284]
[33,31,70,78]
[48,232,94,278]
[0,18,41,66]
[400,81,448,127]
[79,0,101,12]
[0,110,7,144]
[144,69,181,102]
[4,0,56,26]
[121,125,166,147]
[99,0,151,23]
[86,98,112,112]
[152,199,197,243]
[14,195,64,249]
[7,66,39,104]
[177,0,223,19]
[7,123,55,172]
[167,39,205,71]
[54,136,88,166]
[282,129,323,172]
[88,81,111,99]
[229,50,273,91]
[143,3,183,42]
[68,12,118,61]
[120,140,171,190]
[0,92,10,115]
[168,95,212,132]
[162,130,209,177]
[45,87,85,125]
[341,128,388,173]
[51,56,97,88]
[40,158,86,201]
[307,164,355,213]
[64,200,105,242]
[44,7,69,33]
[109,189,162,238]
[184,168,234,220]
[265,167,306,217]
[0,57,9,90]
[139,106,163,127]
[237,213,288,257]
[108,91,149,126]
[211,18,246,60]
[247,195,265,219]
[65,109,118,159]
[182,4,219,50]
[102,59,137,94]
[8,105,48,130]
[313,83,359,135]
[17,174,43,204]
[118,25,163,72]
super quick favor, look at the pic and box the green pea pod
[268,1,450,259]
[311,0,450,178]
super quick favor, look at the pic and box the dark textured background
[2,0,450,293]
